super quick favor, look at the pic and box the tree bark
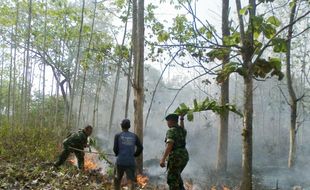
[132,0,144,174]
[69,0,85,127]
[241,73,253,190]
[108,0,131,133]
[286,0,298,169]
[11,1,19,127]
[0,48,4,126]
[22,0,33,125]
[236,0,255,188]
[41,0,48,127]
[216,0,230,173]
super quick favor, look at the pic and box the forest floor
[0,125,168,190]
[0,125,278,190]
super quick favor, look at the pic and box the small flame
[68,153,97,170]
[210,185,231,190]
[84,154,97,170]
[136,174,149,188]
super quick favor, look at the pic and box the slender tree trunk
[124,1,133,118]
[286,0,298,169]
[108,1,131,133]
[55,73,60,128]
[41,0,48,127]
[23,0,33,125]
[78,0,97,128]
[108,65,121,133]
[0,48,4,126]
[8,26,14,123]
[132,0,144,174]
[125,49,132,118]
[11,1,19,128]
[216,0,230,173]
[78,69,87,127]
[241,73,253,190]
[92,73,102,127]
[69,0,85,127]
[236,0,255,188]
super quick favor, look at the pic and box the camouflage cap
[165,113,179,122]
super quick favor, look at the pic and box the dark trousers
[54,146,84,169]
[114,165,136,190]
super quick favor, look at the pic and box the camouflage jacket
[165,125,188,156]
[63,130,88,149]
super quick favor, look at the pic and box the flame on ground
[136,174,149,188]
[210,185,231,190]
[68,153,97,170]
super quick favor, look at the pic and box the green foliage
[206,48,230,61]
[216,62,245,83]
[174,98,243,121]
[267,16,281,27]
[271,38,287,53]
[223,32,241,46]
[115,0,126,8]
[216,57,283,83]
[239,5,252,15]
[114,45,130,60]
[0,124,59,161]
[250,15,282,40]
[253,57,283,80]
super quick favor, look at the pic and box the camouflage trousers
[54,146,85,169]
[167,152,189,190]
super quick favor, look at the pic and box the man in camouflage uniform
[160,114,189,190]
[54,125,93,170]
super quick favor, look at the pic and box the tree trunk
[41,0,48,127]
[125,1,133,119]
[8,26,14,123]
[108,1,131,133]
[69,0,85,127]
[22,0,33,125]
[125,50,132,118]
[80,0,97,127]
[286,0,298,169]
[216,0,230,173]
[78,69,87,127]
[241,73,253,190]
[108,65,121,133]
[132,0,144,174]
[236,0,255,188]
[11,1,19,127]
[0,48,4,126]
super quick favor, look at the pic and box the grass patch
[0,124,60,162]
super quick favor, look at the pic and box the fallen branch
[69,146,114,166]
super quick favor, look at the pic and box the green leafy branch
[89,138,114,166]
[174,98,243,121]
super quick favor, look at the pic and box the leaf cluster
[216,56,284,83]
[174,98,243,121]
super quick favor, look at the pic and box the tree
[132,0,144,174]
[147,0,309,189]
[285,0,307,169]
[216,0,231,173]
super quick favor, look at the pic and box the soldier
[160,113,189,190]
[113,119,143,190]
[54,125,93,170]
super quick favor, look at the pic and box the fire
[210,185,231,190]
[136,174,149,188]
[84,154,97,170]
[68,153,97,170]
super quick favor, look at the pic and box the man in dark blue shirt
[113,119,143,190]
